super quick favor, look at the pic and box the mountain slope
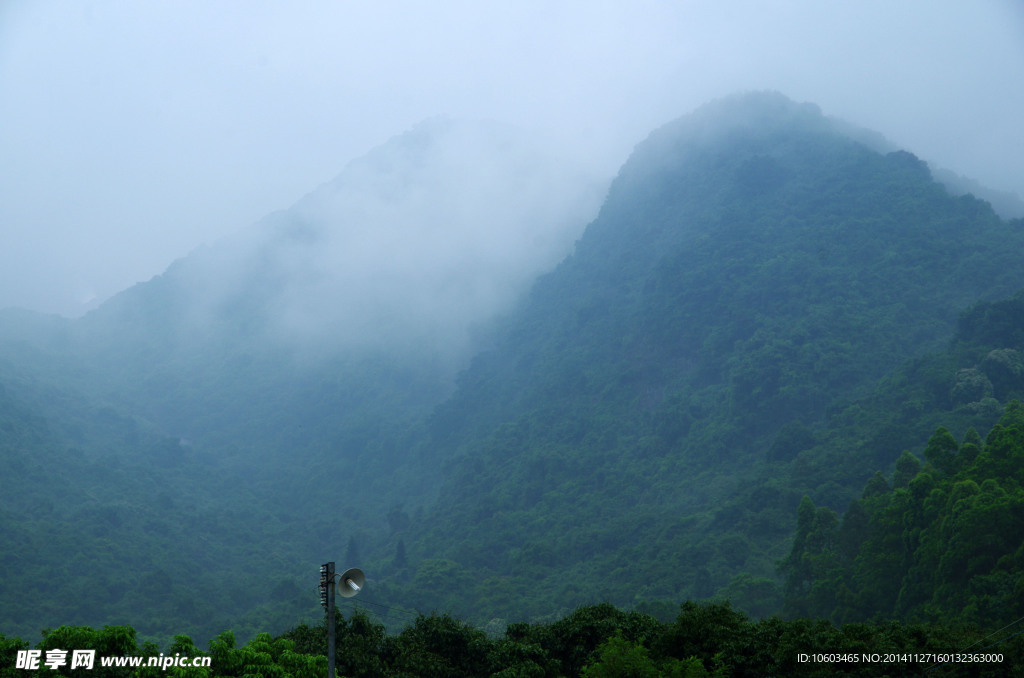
[4,93,1024,641]
[0,352,304,644]
[0,118,605,642]
[39,116,606,513]
[377,92,1024,622]
[782,292,1024,627]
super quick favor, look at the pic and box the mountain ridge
[373,91,1024,623]
[3,92,1024,641]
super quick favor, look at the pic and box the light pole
[320,562,364,678]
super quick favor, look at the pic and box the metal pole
[326,561,336,678]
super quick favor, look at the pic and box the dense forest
[3,93,1024,669]
[3,598,1022,677]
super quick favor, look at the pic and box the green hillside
[782,292,1024,627]
[3,92,1024,645]
[373,92,1024,623]
[0,343,323,644]
[0,117,603,644]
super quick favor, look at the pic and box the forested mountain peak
[586,91,916,255]
[620,90,845,171]
[388,92,1024,624]
[431,93,1014,441]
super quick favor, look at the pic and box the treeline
[4,602,1020,678]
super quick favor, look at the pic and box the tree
[580,635,660,678]
[922,427,958,475]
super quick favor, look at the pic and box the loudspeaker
[337,567,365,598]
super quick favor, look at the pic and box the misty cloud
[165,117,607,363]
[3,3,1022,317]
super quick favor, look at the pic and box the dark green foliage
[579,635,662,678]
[387,613,494,677]
[771,291,1024,628]
[768,422,817,462]
[957,291,1024,349]
[922,427,959,476]
[782,403,1024,629]
[4,602,1024,677]
[515,604,664,677]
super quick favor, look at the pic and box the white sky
[2,1,1022,316]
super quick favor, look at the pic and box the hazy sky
[2,1,1022,316]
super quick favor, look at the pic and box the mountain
[3,92,1024,643]
[369,91,1024,623]
[0,118,605,643]
[17,115,606,486]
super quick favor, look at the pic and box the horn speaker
[337,567,365,598]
